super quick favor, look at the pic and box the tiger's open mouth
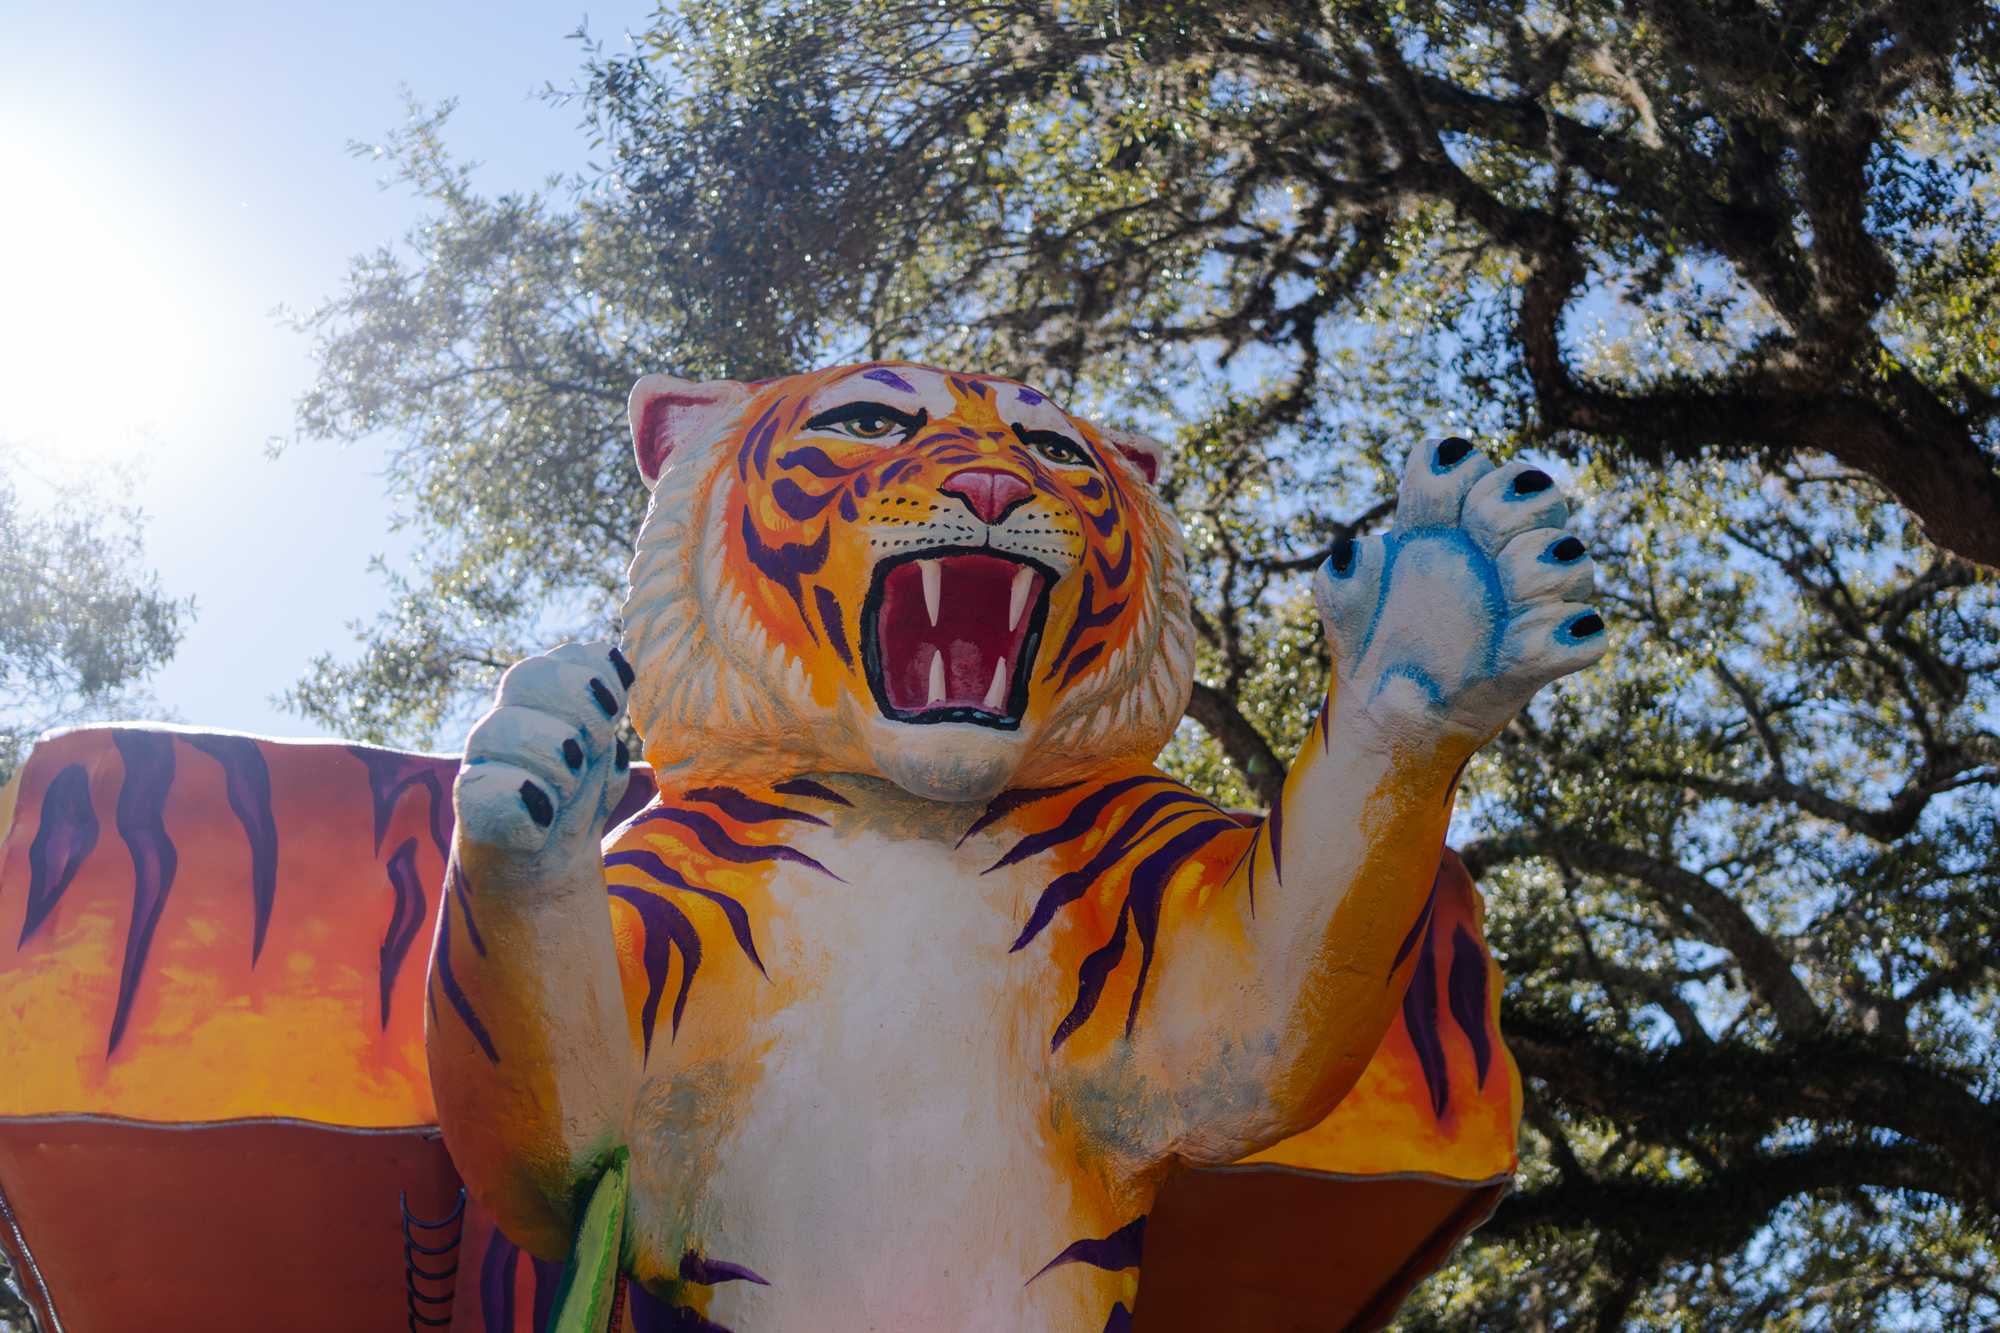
[861,548,1054,730]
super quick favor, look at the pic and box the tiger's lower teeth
[983,659,1008,710]
[928,649,947,705]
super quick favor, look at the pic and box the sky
[1,0,656,742]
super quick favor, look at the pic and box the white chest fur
[621,821,1121,1331]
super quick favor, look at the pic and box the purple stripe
[453,860,485,956]
[1028,1216,1146,1283]
[685,785,830,827]
[1011,792,1213,952]
[1405,937,1449,1117]
[879,457,920,485]
[479,1231,517,1333]
[956,782,1080,848]
[861,367,915,393]
[19,762,98,946]
[435,892,499,1063]
[639,806,842,880]
[1448,924,1494,1087]
[1016,386,1045,404]
[773,777,851,806]
[1052,904,1129,1051]
[774,446,861,478]
[107,729,178,1055]
[738,506,830,606]
[1042,574,1126,684]
[610,884,701,1053]
[185,734,280,963]
[1092,535,1132,586]
[1390,884,1438,978]
[1103,1303,1133,1333]
[771,477,841,520]
[1056,641,1106,689]
[378,837,427,1029]
[838,491,859,521]
[1123,819,1234,1036]
[736,405,780,479]
[605,849,767,976]
[986,775,1166,872]
[680,1251,770,1286]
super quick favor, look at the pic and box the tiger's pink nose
[940,467,1033,525]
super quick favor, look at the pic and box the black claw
[562,738,584,771]
[1436,437,1474,467]
[608,647,636,689]
[615,739,630,770]
[1328,536,1357,577]
[1567,612,1605,638]
[520,780,554,827]
[1512,469,1554,496]
[1551,536,1585,562]
[589,678,618,717]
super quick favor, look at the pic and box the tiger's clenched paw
[455,641,632,859]
[1312,437,1606,744]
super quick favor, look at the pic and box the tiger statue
[431,361,1605,1331]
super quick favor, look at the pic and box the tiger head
[619,362,1196,803]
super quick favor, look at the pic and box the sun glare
[0,137,206,461]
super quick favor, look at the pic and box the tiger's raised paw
[455,641,634,860]
[1312,437,1606,745]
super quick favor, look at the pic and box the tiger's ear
[1100,427,1169,488]
[628,374,753,489]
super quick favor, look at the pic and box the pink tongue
[877,554,1038,712]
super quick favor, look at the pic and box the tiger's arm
[426,642,643,1260]
[1107,440,1605,1162]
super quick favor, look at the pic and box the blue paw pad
[1543,536,1586,564]
[1557,611,1604,643]
[1510,469,1554,498]
[1326,536,1358,578]
[1431,437,1474,472]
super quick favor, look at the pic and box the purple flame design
[1448,924,1493,1088]
[347,746,453,859]
[183,734,279,963]
[1405,935,1448,1117]
[107,729,177,1055]
[378,837,427,1028]
[18,762,97,946]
